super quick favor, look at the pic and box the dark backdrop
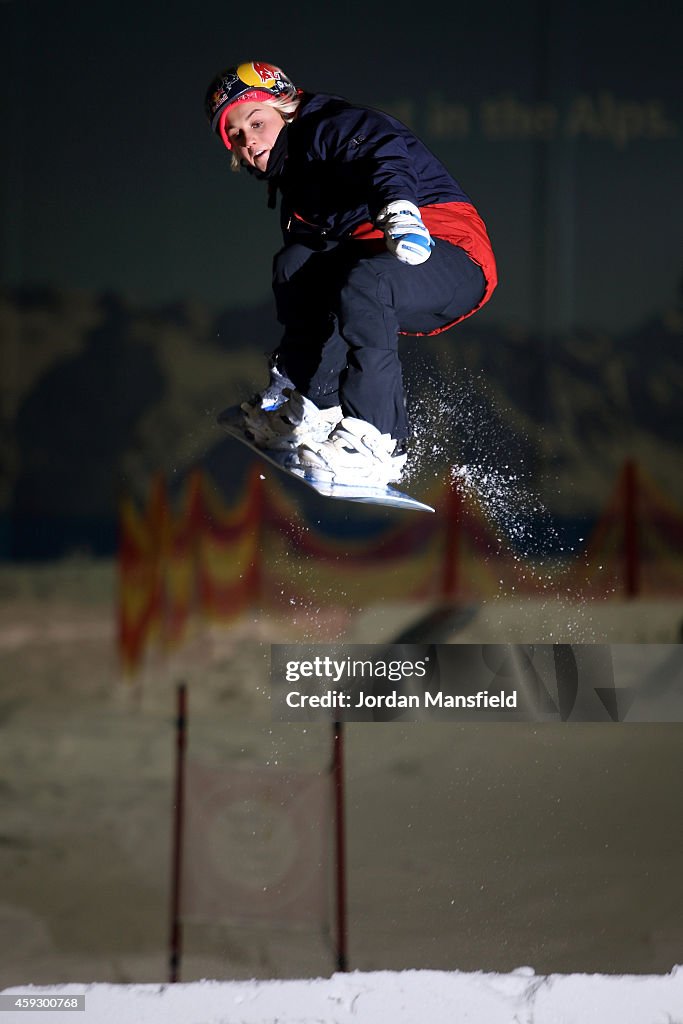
[1,0,681,557]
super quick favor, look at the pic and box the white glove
[375,200,435,266]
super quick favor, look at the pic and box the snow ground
[1,561,682,1020]
[3,966,683,1024]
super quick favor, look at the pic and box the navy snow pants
[271,238,486,440]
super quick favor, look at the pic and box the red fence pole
[623,459,640,599]
[169,683,188,982]
[332,721,348,972]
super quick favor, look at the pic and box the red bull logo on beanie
[237,61,279,89]
[205,60,297,131]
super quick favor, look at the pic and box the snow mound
[4,966,683,1024]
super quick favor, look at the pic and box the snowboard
[218,405,435,512]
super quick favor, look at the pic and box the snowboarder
[205,60,497,487]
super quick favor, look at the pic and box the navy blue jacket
[276,92,498,326]
[279,92,471,241]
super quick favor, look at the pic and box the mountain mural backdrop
[1,284,681,558]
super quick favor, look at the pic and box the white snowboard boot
[249,362,295,411]
[241,389,341,453]
[297,417,408,487]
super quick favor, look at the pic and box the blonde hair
[230,94,301,172]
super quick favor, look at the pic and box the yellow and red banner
[117,461,683,675]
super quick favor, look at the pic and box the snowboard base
[218,406,435,513]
